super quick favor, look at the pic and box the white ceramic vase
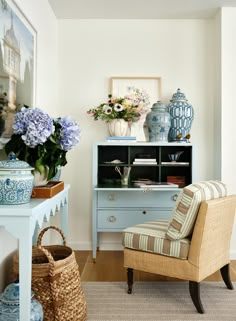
[33,168,49,187]
[108,119,129,136]
[130,116,147,141]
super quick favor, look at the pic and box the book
[106,136,136,140]
[107,140,137,143]
[167,175,185,188]
[132,180,152,187]
[133,161,157,165]
[134,158,156,162]
[161,162,189,165]
[139,182,179,188]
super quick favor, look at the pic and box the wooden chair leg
[127,268,133,294]
[220,264,234,289]
[189,281,205,314]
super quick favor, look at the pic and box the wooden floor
[75,250,236,282]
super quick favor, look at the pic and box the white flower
[114,103,123,112]
[104,106,112,114]
[102,104,110,111]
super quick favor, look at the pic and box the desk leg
[92,191,97,262]
[19,226,32,321]
[61,199,68,239]
[92,232,97,263]
[33,223,39,245]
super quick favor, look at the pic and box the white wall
[57,19,215,250]
[1,5,236,291]
[220,8,236,258]
[212,10,222,180]
[0,0,58,291]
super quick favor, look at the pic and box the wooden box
[31,181,64,198]
[167,176,185,188]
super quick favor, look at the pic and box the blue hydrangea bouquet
[4,106,81,180]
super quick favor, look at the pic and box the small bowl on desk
[168,151,184,162]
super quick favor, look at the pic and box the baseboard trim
[230,250,236,260]
[68,241,91,250]
[68,241,123,251]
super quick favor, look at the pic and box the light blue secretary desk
[92,142,193,261]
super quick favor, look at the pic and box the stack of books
[133,158,157,165]
[167,175,185,188]
[161,161,189,165]
[106,136,136,143]
[139,182,179,188]
[133,181,179,188]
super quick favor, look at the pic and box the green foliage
[4,129,67,180]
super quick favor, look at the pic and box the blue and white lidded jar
[167,88,194,142]
[0,281,43,321]
[146,101,171,142]
[0,152,34,205]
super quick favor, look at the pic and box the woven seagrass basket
[13,226,87,321]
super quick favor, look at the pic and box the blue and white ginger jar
[146,101,171,142]
[0,152,34,205]
[167,88,194,142]
[0,282,43,321]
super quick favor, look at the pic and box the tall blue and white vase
[146,101,171,142]
[167,88,194,142]
[0,281,43,321]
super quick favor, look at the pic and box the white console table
[0,184,70,320]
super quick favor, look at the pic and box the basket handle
[37,245,63,315]
[37,226,67,247]
[36,245,56,273]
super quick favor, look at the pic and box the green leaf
[35,159,46,175]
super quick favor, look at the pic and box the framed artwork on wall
[0,0,37,147]
[110,76,162,141]
[110,76,162,107]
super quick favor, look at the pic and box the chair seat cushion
[166,180,227,241]
[123,220,190,259]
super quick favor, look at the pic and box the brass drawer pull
[142,187,151,192]
[172,194,178,201]
[108,194,116,201]
[108,216,116,222]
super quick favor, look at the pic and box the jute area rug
[82,281,236,321]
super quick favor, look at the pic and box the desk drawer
[97,191,178,208]
[97,209,171,229]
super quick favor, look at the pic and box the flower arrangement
[87,94,140,123]
[87,87,151,123]
[4,106,81,180]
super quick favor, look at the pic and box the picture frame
[0,0,37,147]
[110,76,162,107]
[110,77,162,141]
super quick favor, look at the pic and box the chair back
[188,195,236,279]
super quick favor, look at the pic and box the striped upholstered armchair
[123,181,236,313]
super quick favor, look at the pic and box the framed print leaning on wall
[0,0,37,147]
[110,77,162,141]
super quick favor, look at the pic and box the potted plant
[4,106,81,185]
